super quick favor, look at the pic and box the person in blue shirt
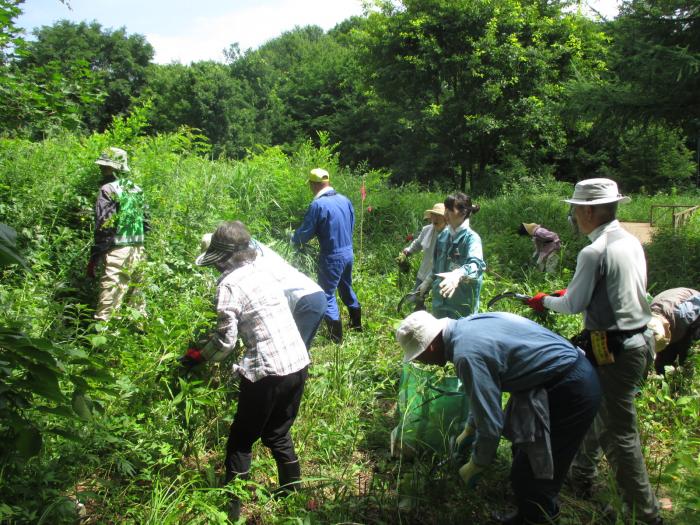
[426,192,486,319]
[292,168,361,344]
[396,311,601,525]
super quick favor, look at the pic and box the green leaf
[71,391,92,420]
[81,367,113,383]
[14,425,42,458]
[34,405,76,418]
[24,364,67,403]
[90,335,107,348]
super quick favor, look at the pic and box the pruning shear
[397,291,420,314]
[487,291,532,309]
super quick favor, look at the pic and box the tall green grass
[0,127,698,524]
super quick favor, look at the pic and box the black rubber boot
[326,319,343,344]
[224,452,251,523]
[348,307,362,332]
[276,459,302,496]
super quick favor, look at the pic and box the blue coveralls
[292,189,360,321]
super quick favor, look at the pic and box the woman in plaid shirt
[183,220,310,521]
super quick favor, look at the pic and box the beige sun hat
[648,313,671,354]
[564,178,631,206]
[396,311,450,363]
[521,223,539,236]
[423,203,446,219]
[308,168,330,183]
[95,147,130,172]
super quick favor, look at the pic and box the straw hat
[564,178,631,205]
[423,203,446,219]
[648,313,671,354]
[521,223,539,236]
[396,311,449,363]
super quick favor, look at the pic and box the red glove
[178,347,204,368]
[526,292,547,312]
[550,289,567,297]
[86,259,97,278]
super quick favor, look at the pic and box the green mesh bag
[390,363,470,458]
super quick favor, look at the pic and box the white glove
[438,270,463,298]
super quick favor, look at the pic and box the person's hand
[458,460,484,489]
[525,292,547,312]
[178,347,204,368]
[438,270,463,299]
[86,259,97,279]
[550,289,567,297]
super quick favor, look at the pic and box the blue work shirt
[443,312,580,466]
[292,187,355,256]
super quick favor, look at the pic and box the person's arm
[406,225,430,255]
[454,355,503,467]
[90,185,118,260]
[543,247,597,313]
[200,283,241,362]
[676,295,700,336]
[456,232,485,280]
[292,203,318,246]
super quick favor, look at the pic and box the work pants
[225,367,308,479]
[570,341,660,522]
[95,245,145,321]
[511,354,601,523]
[317,252,360,321]
[292,291,326,350]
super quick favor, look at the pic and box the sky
[16,0,621,65]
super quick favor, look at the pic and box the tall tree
[361,0,608,192]
[19,20,154,130]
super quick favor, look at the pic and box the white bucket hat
[396,311,450,363]
[564,178,631,206]
[648,313,671,354]
[95,147,130,172]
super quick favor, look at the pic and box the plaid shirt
[201,260,309,382]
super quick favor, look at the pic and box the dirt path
[620,222,655,245]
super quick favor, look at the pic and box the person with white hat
[292,168,362,343]
[524,178,663,524]
[395,310,601,525]
[396,202,447,309]
[648,287,699,375]
[182,221,310,522]
[518,222,561,273]
[88,147,147,323]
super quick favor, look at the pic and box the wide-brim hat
[396,311,449,363]
[521,222,539,236]
[195,235,249,266]
[648,313,671,354]
[423,203,446,219]
[564,178,631,205]
[95,147,130,172]
[308,168,330,183]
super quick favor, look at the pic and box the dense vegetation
[2,0,699,192]
[1,0,699,523]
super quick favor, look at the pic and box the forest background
[1,0,699,523]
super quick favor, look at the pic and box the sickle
[487,291,532,309]
[397,291,420,314]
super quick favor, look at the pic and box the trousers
[225,367,308,477]
[570,341,660,522]
[511,354,601,523]
[95,245,145,321]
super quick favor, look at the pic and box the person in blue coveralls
[424,192,486,319]
[292,168,361,344]
[396,310,601,525]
